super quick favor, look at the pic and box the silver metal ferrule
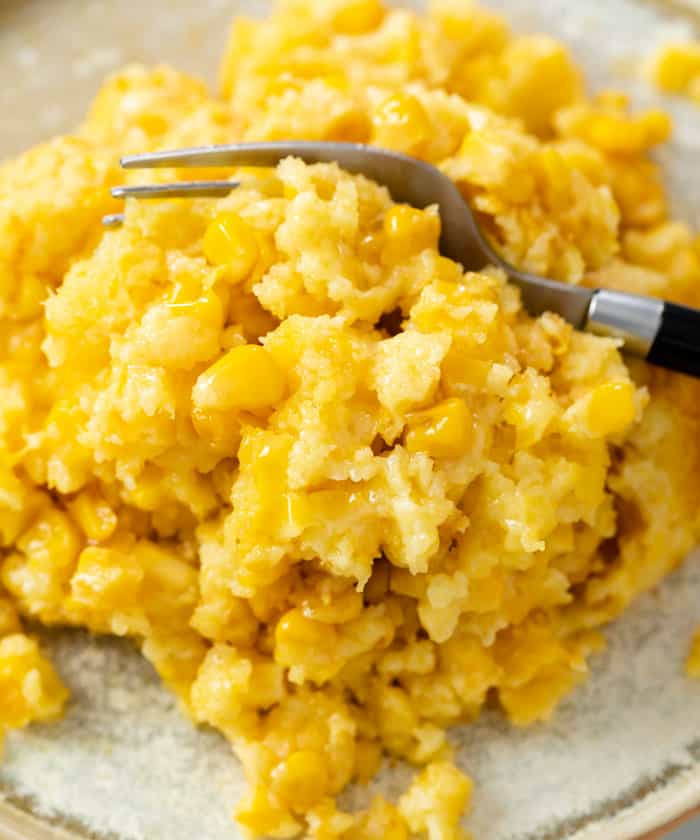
[586,289,664,358]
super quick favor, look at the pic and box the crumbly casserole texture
[2,1,700,837]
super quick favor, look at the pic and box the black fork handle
[647,301,700,378]
[587,290,700,379]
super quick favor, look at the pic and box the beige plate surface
[1,1,700,838]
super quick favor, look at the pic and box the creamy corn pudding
[2,0,700,837]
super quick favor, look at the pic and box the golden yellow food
[686,628,700,679]
[649,42,700,101]
[1,1,700,837]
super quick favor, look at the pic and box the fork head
[109,141,593,328]
[110,142,489,264]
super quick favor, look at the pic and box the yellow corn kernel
[10,273,46,321]
[139,542,197,599]
[191,645,284,730]
[465,570,505,613]
[166,284,224,330]
[270,749,328,811]
[585,381,636,437]
[641,110,673,146]
[325,107,372,144]
[353,738,383,784]
[203,212,259,283]
[167,271,224,322]
[332,0,385,34]
[0,458,32,535]
[322,72,350,91]
[382,205,441,264]
[585,114,637,152]
[17,508,82,575]
[586,111,671,154]
[373,684,419,747]
[649,43,700,93]
[168,271,204,306]
[190,645,253,728]
[686,628,700,678]
[443,354,492,391]
[191,592,259,645]
[191,407,242,452]
[235,785,302,839]
[0,489,43,549]
[233,431,311,547]
[0,634,69,731]
[0,597,21,637]
[192,345,286,414]
[372,93,431,156]
[273,607,340,680]
[275,607,326,650]
[405,398,473,458]
[537,147,571,211]
[553,140,607,185]
[358,231,383,262]
[68,490,118,543]
[69,547,144,611]
[384,19,421,66]
[299,584,363,624]
[247,661,286,708]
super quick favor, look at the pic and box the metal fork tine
[120,142,369,170]
[107,141,689,370]
[103,213,125,227]
[111,181,240,199]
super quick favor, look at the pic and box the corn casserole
[1,1,700,837]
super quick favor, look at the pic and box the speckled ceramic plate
[1,1,700,838]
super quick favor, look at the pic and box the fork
[107,141,700,378]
